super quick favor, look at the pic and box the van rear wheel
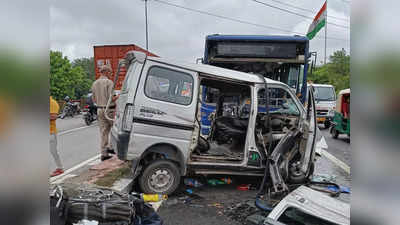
[139,160,180,195]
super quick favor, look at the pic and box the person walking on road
[50,96,64,177]
[91,65,118,161]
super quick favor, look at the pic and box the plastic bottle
[184,178,203,187]
[207,179,224,186]
[208,178,232,186]
[220,178,232,184]
[140,194,168,202]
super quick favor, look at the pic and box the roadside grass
[94,162,132,187]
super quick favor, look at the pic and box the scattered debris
[209,203,223,209]
[189,204,204,208]
[207,178,232,186]
[140,193,168,202]
[237,184,250,191]
[224,202,259,224]
[184,178,203,187]
[246,213,268,225]
[311,173,337,183]
[327,185,351,194]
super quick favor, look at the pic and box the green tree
[308,49,350,93]
[50,51,92,100]
[72,57,95,81]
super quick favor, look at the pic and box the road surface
[50,115,100,172]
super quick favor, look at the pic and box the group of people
[50,65,119,177]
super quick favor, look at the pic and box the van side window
[145,66,193,105]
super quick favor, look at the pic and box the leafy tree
[72,57,95,81]
[50,51,92,100]
[308,49,350,93]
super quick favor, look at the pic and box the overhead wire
[152,0,349,42]
[251,0,349,29]
[263,0,349,22]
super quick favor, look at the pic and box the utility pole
[324,0,327,64]
[144,0,149,51]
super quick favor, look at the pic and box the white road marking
[58,124,96,136]
[321,149,351,174]
[50,154,101,184]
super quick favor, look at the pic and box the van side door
[131,61,198,159]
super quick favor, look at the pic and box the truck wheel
[331,127,339,139]
[139,160,181,195]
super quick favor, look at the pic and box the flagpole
[324,0,327,64]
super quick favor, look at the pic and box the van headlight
[122,104,134,132]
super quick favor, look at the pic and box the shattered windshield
[258,88,300,116]
[314,87,335,101]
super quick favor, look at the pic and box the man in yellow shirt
[50,96,64,177]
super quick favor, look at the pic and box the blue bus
[200,34,310,135]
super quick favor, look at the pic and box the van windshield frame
[121,61,139,94]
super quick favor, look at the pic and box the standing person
[91,65,118,161]
[50,96,64,177]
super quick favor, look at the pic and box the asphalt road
[49,115,100,172]
[319,125,351,166]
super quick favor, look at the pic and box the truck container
[93,44,157,90]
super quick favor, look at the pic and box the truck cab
[307,84,336,128]
[111,51,317,194]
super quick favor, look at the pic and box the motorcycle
[59,97,81,119]
[83,103,97,125]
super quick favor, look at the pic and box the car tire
[331,127,339,139]
[139,160,181,195]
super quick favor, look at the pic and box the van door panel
[132,61,198,156]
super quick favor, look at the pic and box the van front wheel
[139,160,181,195]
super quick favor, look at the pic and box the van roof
[146,55,281,85]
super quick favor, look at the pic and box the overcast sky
[50,0,350,64]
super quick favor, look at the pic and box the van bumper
[110,129,130,161]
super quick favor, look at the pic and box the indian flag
[307,1,327,40]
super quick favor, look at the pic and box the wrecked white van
[110,51,317,194]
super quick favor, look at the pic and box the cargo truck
[94,44,157,90]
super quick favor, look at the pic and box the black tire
[331,127,339,139]
[324,120,331,129]
[60,112,66,119]
[84,114,92,126]
[139,160,181,195]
